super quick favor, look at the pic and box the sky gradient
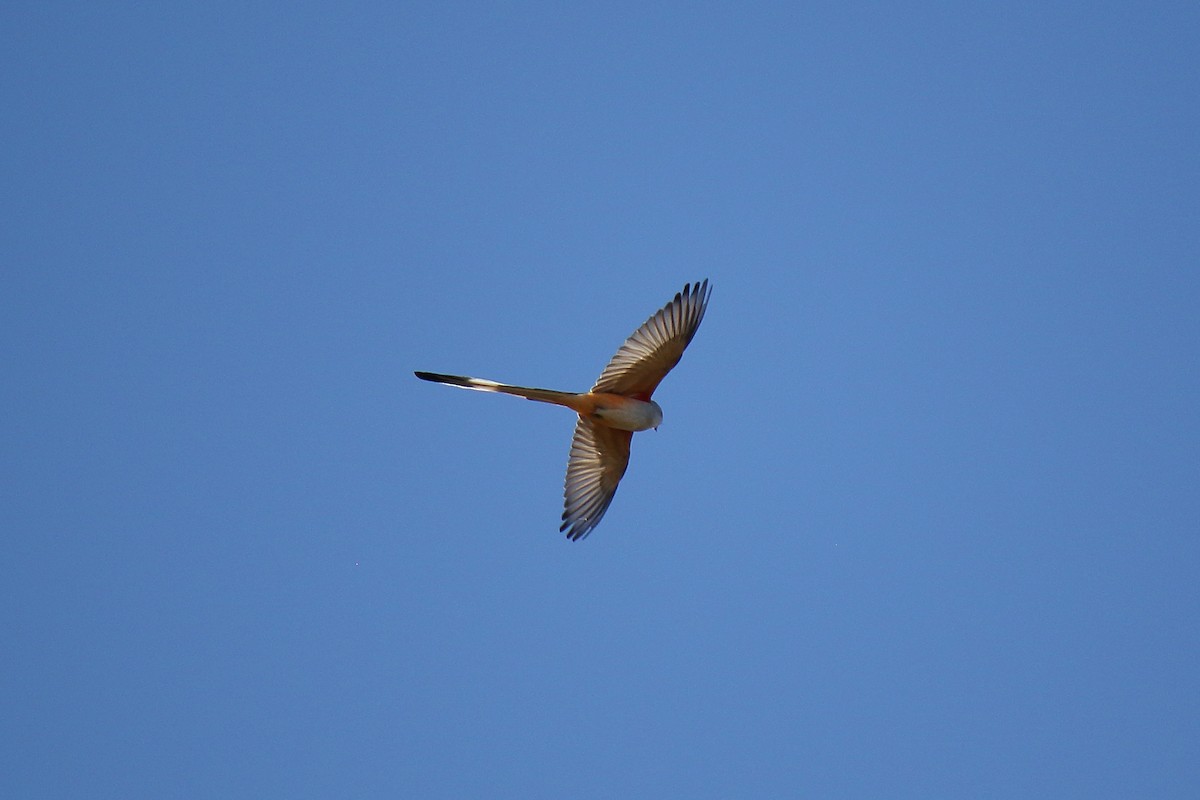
[3,3,1198,797]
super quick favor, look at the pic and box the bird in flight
[415,280,712,540]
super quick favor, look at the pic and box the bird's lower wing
[560,418,632,540]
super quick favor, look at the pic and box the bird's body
[415,280,711,540]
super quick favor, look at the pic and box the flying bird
[415,279,711,540]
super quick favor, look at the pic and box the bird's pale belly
[587,394,663,431]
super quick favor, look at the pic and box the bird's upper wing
[590,280,711,399]
[560,417,632,540]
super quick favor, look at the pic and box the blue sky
[3,2,1198,797]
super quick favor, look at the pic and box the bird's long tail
[414,371,579,406]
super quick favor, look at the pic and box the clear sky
[3,2,1198,798]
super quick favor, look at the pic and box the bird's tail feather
[414,372,577,405]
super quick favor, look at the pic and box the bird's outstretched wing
[590,280,711,399]
[560,417,633,541]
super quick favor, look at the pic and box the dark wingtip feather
[560,515,591,541]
